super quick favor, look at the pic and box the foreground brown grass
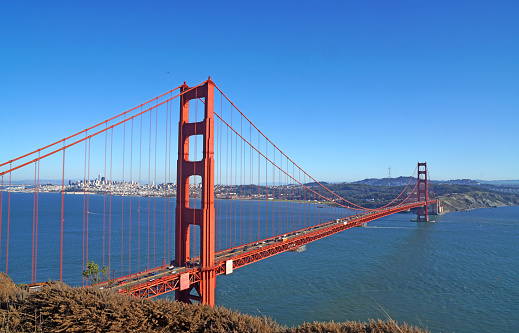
[0,273,427,333]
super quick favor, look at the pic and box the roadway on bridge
[106,201,434,298]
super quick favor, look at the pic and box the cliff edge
[439,191,519,213]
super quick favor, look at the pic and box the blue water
[1,193,518,332]
[215,206,519,333]
[0,193,348,283]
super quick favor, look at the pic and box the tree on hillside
[82,260,109,285]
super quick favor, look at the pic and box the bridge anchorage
[0,78,437,308]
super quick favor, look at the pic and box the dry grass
[285,320,428,333]
[0,273,428,333]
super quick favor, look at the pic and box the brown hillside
[0,276,428,333]
[440,191,519,213]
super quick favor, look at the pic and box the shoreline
[3,187,518,215]
[438,203,518,214]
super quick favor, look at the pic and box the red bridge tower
[416,162,429,222]
[175,78,216,306]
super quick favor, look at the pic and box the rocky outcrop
[439,191,519,213]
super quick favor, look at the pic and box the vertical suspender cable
[286,161,289,233]
[82,135,87,282]
[272,149,275,238]
[229,105,236,247]
[194,99,198,263]
[240,115,243,245]
[121,118,126,276]
[129,118,134,274]
[293,164,296,232]
[235,112,238,245]
[303,174,306,229]
[35,157,40,281]
[167,97,172,261]
[278,154,281,236]
[164,102,168,264]
[35,152,40,282]
[138,112,143,271]
[257,132,260,241]
[32,162,37,283]
[218,94,222,251]
[298,169,301,230]
[226,107,230,248]
[218,94,222,252]
[148,107,151,270]
[6,167,11,274]
[265,141,268,239]
[154,106,158,267]
[249,122,252,244]
[169,96,173,259]
[103,124,107,267]
[109,128,113,274]
[313,176,316,227]
[60,147,65,280]
[291,162,294,231]
[87,138,91,266]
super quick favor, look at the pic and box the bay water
[1,192,517,332]
[215,205,519,332]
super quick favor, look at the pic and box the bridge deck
[103,201,434,298]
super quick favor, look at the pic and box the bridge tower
[175,78,216,306]
[416,162,429,221]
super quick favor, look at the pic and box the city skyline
[1,1,518,182]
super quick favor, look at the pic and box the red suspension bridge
[0,78,438,307]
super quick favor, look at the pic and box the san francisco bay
[215,205,519,332]
[1,193,517,332]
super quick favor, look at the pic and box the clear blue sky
[1,0,518,182]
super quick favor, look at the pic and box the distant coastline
[438,191,519,213]
[3,180,519,215]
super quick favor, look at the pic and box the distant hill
[434,179,481,185]
[352,177,482,187]
[304,181,329,186]
[321,179,519,212]
[353,176,414,186]
[353,177,519,188]
[439,191,519,213]
[476,179,519,186]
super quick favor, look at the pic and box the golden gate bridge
[0,77,438,306]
